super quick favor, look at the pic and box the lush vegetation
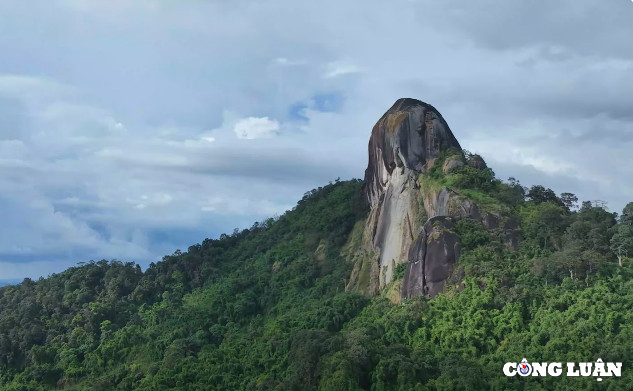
[2,169,633,390]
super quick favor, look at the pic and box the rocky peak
[346,98,520,300]
[363,98,462,207]
[347,99,462,295]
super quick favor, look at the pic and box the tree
[559,192,578,212]
[520,202,568,251]
[496,177,527,207]
[452,166,495,191]
[560,205,617,278]
[526,185,564,208]
[610,225,633,266]
[619,202,633,225]
[610,202,633,266]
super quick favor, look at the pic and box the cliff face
[346,98,519,299]
[402,216,461,298]
[346,98,462,296]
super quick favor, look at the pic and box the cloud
[233,117,280,139]
[426,0,633,60]
[323,61,361,78]
[275,57,306,67]
[0,0,632,279]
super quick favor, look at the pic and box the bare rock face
[467,154,487,170]
[402,216,461,298]
[503,218,521,250]
[351,98,461,294]
[442,156,464,174]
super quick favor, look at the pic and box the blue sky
[1,0,633,280]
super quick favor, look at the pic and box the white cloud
[233,117,280,139]
[275,57,306,66]
[127,193,173,211]
[323,61,361,78]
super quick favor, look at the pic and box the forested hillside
[1,169,633,390]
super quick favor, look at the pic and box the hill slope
[1,177,633,390]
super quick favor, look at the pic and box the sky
[1,0,632,280]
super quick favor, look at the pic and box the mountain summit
[347,98,518,299]
[363,98,461,206]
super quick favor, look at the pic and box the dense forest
[1,161,633,390]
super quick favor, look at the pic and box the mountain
[1,99,633,390]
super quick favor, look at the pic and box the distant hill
[1,99,633,390]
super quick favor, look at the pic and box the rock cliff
[346,98,519,299]
[346,98,462,296]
